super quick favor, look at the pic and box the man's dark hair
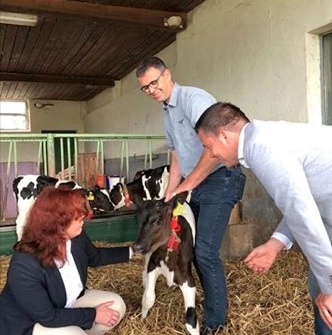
[195,102,250,134]
[136,56,167,78]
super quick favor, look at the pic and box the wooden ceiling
[0,0,207,101]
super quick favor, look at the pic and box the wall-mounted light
[34,102,54,109]
[164,16,183,29]
[0,11,38,27]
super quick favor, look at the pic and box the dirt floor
[0,244,313,335]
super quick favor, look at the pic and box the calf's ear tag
[87,192,94,201]
[173,202,185,216]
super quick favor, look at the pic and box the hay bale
[0,245,313,335]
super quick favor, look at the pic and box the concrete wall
[29,100,86,133]
[86,0,332,130]
[84,0,332,255]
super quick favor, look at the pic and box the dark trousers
[190,165,246,329]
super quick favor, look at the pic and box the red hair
[14,187,89,267]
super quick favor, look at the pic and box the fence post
[47,134,56,177]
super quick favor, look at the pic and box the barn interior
[0,0,208,253]
[0,0,331,254]
[0,1,331,333]
[0,0,331,261]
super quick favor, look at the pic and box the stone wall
[221,169,282,260]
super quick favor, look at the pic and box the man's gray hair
[136,56,167,78]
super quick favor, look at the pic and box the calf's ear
[166,191,188,206]
[175,191,189,204]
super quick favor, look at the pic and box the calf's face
[132,192,188,255]
[86,186,114,214]
[109,183,125,208]
[132,199,172,255]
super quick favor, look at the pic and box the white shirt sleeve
[271,231,293,250]
[246,144,332,294]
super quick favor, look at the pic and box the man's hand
[244,238,285,273]
[164,191,177,202]
[316,293,332,329]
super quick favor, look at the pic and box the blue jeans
[190,166,246,330]
[309,270,332,335]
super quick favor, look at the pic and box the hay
[0,244,313,335]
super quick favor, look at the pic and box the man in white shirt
[195,101,332,335]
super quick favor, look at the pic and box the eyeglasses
[140,71,165,93]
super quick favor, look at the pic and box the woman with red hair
[0,187,132,335]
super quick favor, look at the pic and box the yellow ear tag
[87,192,95,201]
[173,202,185,216]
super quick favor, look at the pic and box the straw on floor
[0,243,313,335]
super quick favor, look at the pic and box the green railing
[0,133,167,220]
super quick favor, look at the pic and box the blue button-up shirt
[163,83,219,177]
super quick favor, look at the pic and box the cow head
[108,182,136,209]
[108,182,126,209]
[132,191,188,255]
[86,186,115,216]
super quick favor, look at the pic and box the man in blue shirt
[136,57,246,334]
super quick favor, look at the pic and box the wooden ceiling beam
[0,0,187,29]
[0,72,115,86]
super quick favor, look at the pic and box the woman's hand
[95,301,120,327]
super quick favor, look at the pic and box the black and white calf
[13,175,114,240]
[12,165,170,240]
[132,192,199,335]
[109,165,169,209]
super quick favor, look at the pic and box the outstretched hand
[244,238,285,273]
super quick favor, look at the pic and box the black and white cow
[109,165,169,209]
[132,192,199,335]
[13,175,115,240]
[12,165,170,240]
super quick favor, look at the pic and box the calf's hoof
[141,309,148,319]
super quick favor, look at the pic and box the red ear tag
[167,235,180,250]
[124,194,131,206]
[170,216,181,232]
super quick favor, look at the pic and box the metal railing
[0,133,167,220]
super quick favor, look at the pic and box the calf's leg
[179,281,199,335]
[141,268,159,318]
[142,253,152,289]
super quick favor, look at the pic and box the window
[0,101,30,132]
[322,32,332,125]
